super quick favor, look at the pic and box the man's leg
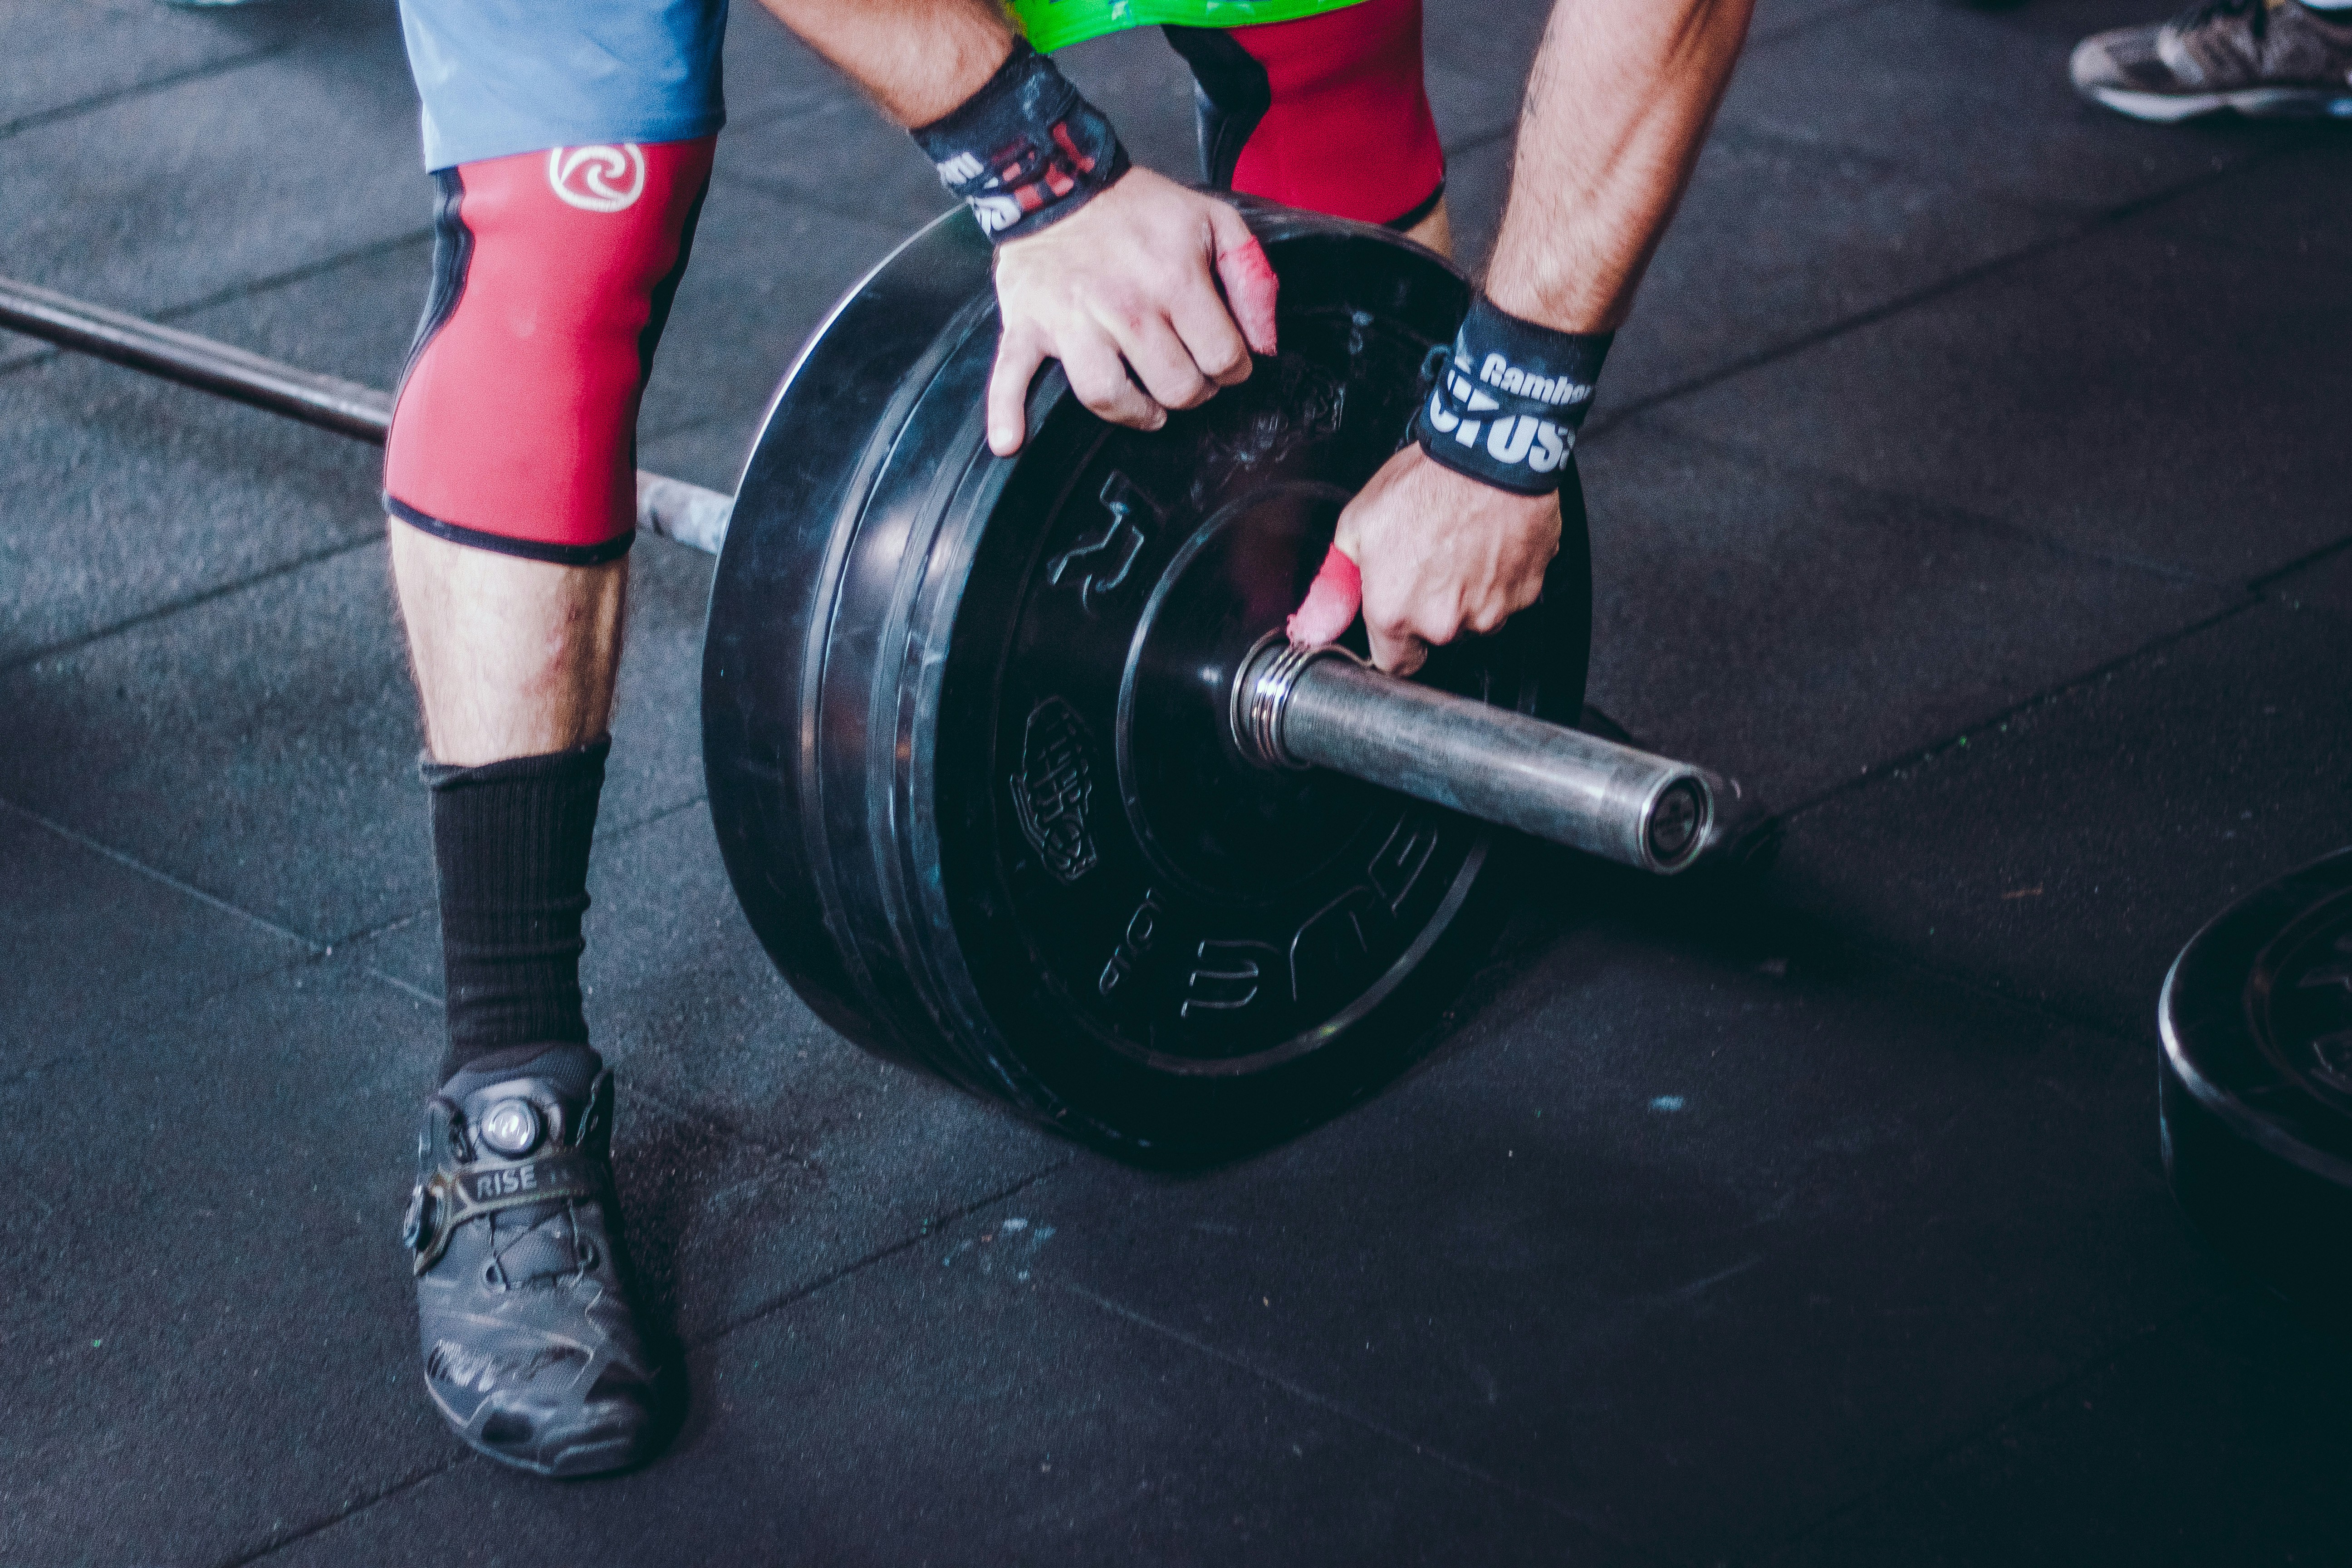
[390,533,625,769]
[385,135,713,1479]
[1164,0,1453,255]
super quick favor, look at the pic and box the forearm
[752,0,1014,127]
[1485,0,1753,332]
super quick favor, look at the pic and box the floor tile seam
[616,1073,803,1163]
[358,962,440,1009]
[0,945,336,1093]
[0,794,318,951]
[1695,103,2018,189]
[1588,139,2310,440]
[1698,902,2188,1147]
[1813,916,2154,1051]
[1627,420,2219,586]
[1705,78,2307,228]
[689,1156,1078,1349]
[1050,1279,1669,1561]
[1755,589,2267,833]
[324,905,431,953]
[1749,1306,2200,1564]
[0,41,294,140]
[2248,532,2352,595]
[595,793,714,848]
[306,964,811,1168]
[0,224,434,387]
[0,532,383,679]
[193,1166,1070,1566]
[315,794,715,971]
[210,1451,472,1568]
[343,964,848,1169]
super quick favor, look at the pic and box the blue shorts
[398,0,730,171]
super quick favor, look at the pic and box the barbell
[4,199,1758,1160]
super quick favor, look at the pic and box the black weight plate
[704,202,1591,1161]
[2160,847,2352,1324]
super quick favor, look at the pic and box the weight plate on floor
[2160,848,2352,1323]
[703,202,1590,1160]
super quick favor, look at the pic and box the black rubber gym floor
[5,1,2349,1563]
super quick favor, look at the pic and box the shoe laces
[2171,0,2268,43]
[483,1200,597,1289]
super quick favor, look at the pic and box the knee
[384,137,714,566]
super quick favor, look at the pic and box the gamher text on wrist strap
[910,41,1130,243]
[1411,299,1612,496]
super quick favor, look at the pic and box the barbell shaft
[5,271,1757,868]
[0,274,733,554]
[1237,642,1747,874]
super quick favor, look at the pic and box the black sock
[422,738,609,1083]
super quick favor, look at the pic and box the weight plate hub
[703,203,1592,1160]
[2160,848,2352,1323]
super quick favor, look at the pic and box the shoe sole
[428,1382,664,1480]
[457,1421,660,1480]
[2087,83,2352,122]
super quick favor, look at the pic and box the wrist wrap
[911,42,1130,243]
[1411,299,1612,496]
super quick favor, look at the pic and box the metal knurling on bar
[0,274,734,555]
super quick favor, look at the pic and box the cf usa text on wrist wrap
[911,42,1129,242]
[1411,300,1611,496]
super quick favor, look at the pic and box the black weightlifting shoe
[404,1044,664,1477]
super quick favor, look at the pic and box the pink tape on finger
[1286,544,1361,647]
[1216,237,1280,356]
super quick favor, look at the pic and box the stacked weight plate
[2161,848,2352,1327]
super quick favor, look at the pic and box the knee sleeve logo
[546,145,647,213]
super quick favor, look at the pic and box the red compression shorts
[382,137,715,565]
[1165,0,1445,229]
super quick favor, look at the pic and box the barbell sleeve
[0,274,733,553]
[1235,640,1749,875]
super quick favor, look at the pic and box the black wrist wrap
[911,42,1130,243]
[1411,299,1612,496]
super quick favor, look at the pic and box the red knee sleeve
[383,137,714,565]
[1228,0,1444,227]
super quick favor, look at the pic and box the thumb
[1286,543,1361,647]
[1209,205,1279,357]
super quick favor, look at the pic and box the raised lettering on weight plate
[1046,471,1161,616]
[1098,892,1163,996]
[1181,939,1281,1018]
[1011,697,1097,884]
[1287,887,1388,1003]
[1366,814,1439,912]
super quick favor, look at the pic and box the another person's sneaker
[2072,0,2352,121]
[404,1044,664,1477]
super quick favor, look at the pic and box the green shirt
[1006,0,1372,53]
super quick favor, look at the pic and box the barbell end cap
[1686,772,1777,873]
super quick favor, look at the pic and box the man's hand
[987,167,1279,456]
[1287,446,1559,676]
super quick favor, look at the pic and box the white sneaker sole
[2087,83,2352,122]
